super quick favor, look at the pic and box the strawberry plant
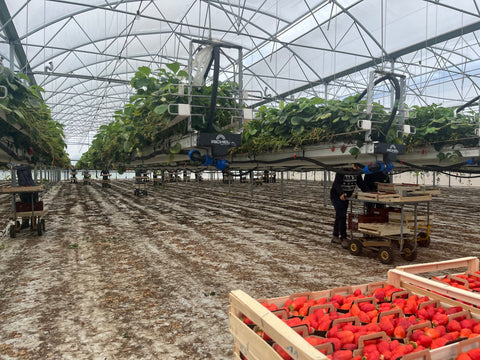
[0,67,69,167]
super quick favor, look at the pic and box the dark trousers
[331,197,349,239]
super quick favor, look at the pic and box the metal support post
[280,171,284,199]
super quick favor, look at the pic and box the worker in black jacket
[330,165,368,248]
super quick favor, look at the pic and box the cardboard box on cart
[229,267,480,360]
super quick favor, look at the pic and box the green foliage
[78,64,479,166]
[235,97,478,157]
[236,96,370,154]
[0,67,69,167]
[404,104,478,151]
[78,62,239,168]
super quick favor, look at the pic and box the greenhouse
[0,1,479,359]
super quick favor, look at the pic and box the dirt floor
[0,177,478,359]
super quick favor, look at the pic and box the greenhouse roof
[1,0,480,157]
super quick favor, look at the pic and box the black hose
[355,74,401,142]
[456,95,480,114]
[207,46,221,132]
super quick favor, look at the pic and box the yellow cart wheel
[401,242,417,261]
[349,239,363,256]
[378,247,394,264]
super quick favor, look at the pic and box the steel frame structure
[1,0,480,151]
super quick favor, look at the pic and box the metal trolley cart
[2,185,46,237]
[134,176,149,196]
[347,192,433,264]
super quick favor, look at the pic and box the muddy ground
[0,178,478,359]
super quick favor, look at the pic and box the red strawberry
[445,306,464,315]
[417,334,432,348]
[432,312,449,326]
[393,325,406,338]
[430,336,448,349]
[332,349,353,360]
[447,319,462,332]
[467,348,480,360]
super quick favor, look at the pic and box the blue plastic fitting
[202,154,215,166]
[385,162,394,172]
[215,159,230,171]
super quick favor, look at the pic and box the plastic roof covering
[1,0,480,158]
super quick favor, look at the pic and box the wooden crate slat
[10,210,46,217]
[383,194,433,203]
[396,257,479,274]
[358,223,412,236]
[230,312,284,360]
[357,192,379,200]
[377,183,421,192]
[2,185,44,193]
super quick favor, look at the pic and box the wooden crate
[229,278,480,360]
[358,222,412,236]
[389,257,480,314]
[356,192,432,203]
[388,211,434,226]
[377,183,421,193]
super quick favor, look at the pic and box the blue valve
[188,149,230,170]
[466,157,480,166]
[363,161,393,174]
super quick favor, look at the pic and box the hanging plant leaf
[177,70,189,78]
[138,66,151,76]
[166,62,180,74]
[123,140,132,153]
[349,147,360,158]
[291,117,304,126]
[154,104,168,115]
[293,125,305,134]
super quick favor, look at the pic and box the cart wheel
[21,218,29,229]
[41,218,46,231]
[10,224,16,238]
[37,220,43,236]
[349,239,363,256]
[401,242,418,261]
[378,247,394,264]
[16,220,21,229]
[418,234,431,247]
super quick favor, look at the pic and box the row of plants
[235,97,479,157]
[77,63,479,169]
[76,63,238,170]
[0,67,69,167]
